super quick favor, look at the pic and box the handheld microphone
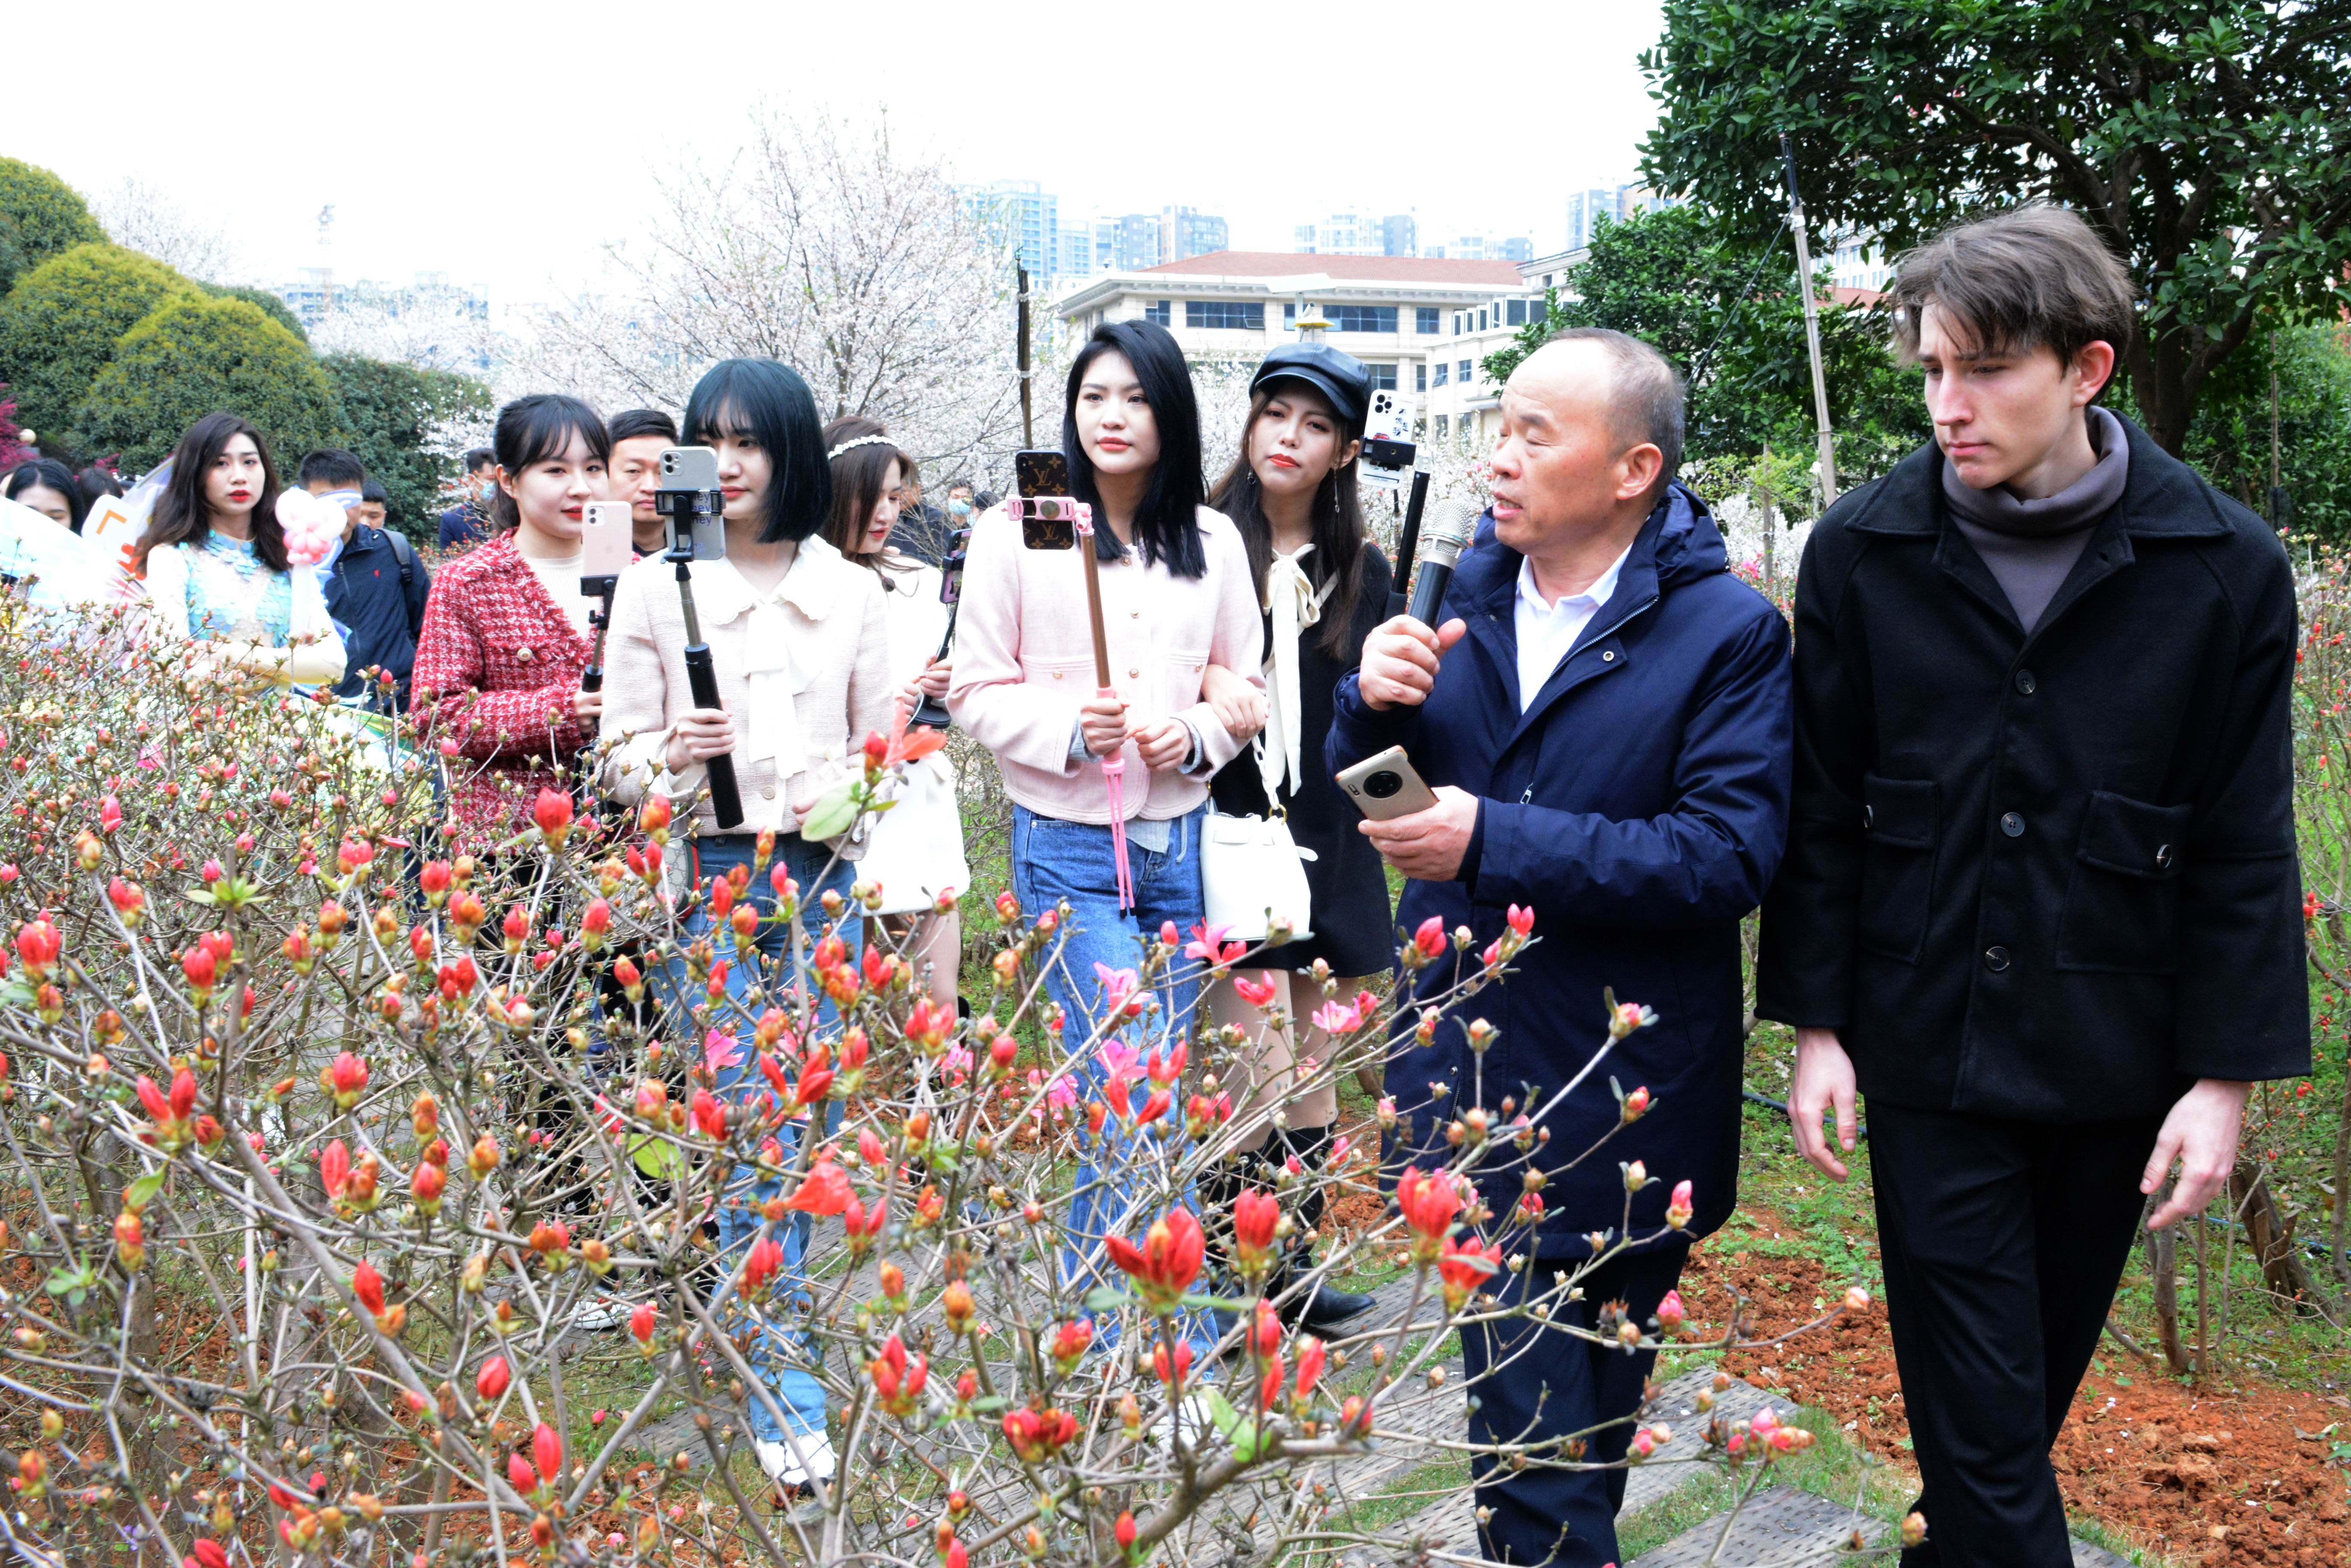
[1405,499,1479,628]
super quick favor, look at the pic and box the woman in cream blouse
[596,357,888,1503]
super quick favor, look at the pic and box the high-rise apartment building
[1292,212,1417,257]
[1159,207,1228,264]
[961,180,1058,278]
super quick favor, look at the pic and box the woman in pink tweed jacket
[412,396,608,843]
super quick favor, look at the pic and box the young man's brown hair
[1889,205,2137,377]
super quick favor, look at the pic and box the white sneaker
[754,1433,837,1488]
[571,1295,631,1332]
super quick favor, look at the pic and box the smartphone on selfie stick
[578,502,632,693]
[653,446,745,830]
[909,525,970,730]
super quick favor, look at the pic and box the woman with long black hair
[410,394,607,846]
[948,318,1263,1331]
[819,415,970,1014]
[132,411,347,689]
[1198,344,1394,1331]
[598,357,891,1502]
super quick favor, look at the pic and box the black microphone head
[1419,499,1479,572]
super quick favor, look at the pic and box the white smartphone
[581,502,632,585]
[1335,745,1440,821]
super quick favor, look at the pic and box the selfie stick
[1073,510,1134,910]
[651,488,746,830]
[578,575,620,694]
[910,529,968,730]
[1387,470,1432,619]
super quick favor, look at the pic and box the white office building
[1057,252,1550,444]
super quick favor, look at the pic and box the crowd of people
[0,202,2313,1568]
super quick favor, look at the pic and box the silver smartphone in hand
[1335,745,1440,821]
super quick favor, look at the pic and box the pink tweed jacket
[411,536,596,841]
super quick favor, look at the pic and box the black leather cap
[1250,342,1372,427]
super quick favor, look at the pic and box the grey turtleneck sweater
[1941,406,2131,634]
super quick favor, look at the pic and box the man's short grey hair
[1540,326,1686,489]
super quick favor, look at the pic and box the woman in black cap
[1199,342,1394,1331]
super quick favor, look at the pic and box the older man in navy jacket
[1327,329,1793,1568]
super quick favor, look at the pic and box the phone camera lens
[1363,771,1402,799]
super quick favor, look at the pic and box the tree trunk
[2228,1160,2337,1320]
[2144,1190,2191,1375]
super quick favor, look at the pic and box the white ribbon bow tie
[739,595,803,769]
[1259,545,1333,798]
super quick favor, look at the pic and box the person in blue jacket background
[1326,328,1793,1568]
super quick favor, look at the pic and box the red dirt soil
[1677,1216,2351,1566]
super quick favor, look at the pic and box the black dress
[1209,546,1396,977]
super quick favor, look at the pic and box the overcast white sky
[8,0,1667,306]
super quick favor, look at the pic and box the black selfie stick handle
[579,579,617,693]
[1389,470,1431,619]
[910,603,960,730]
[672,555,744,829]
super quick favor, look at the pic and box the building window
[1416,306,1440,334]
[1457,359,1473,383]
[1435,414,1450,439]
[1477,308,1487,332]
[1185,300,1264,330]
[1143,299,1172,326]
[1365,362,1398,391]
[1505,299,1526,326]
[1432,362,1450,388]
[1414,362,1427,392]
[1325,305,1398,333]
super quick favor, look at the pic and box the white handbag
[1201,808,1316,942]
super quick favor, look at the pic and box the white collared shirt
[1514,547,1629,712]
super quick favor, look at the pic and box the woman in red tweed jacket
[411,395,610,843]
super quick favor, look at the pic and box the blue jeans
[1011,805,1213,1347]
[653,832,856,1443]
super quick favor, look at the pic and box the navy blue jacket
[1327,484,1792,1256]
[326,526,432,709]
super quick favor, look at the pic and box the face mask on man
[948,498,972,517]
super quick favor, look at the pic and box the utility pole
[1779,133,1838,505]
[1016,265,1033,449]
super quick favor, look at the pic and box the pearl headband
[825,434,895,462]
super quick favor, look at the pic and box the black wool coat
[1757,419,2310,1121]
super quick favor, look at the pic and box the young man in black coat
[1759,206,2309,1566]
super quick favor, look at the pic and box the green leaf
[123,1172,165,1211]
[797,781,863,843]
[1176,1290,1250,1311]
[1082,1287,1135,1312]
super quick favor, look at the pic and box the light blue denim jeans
[653,831,855,1443]
[1010,804,1215,1352]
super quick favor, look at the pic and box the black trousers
[1461,1245,1686,1567]
[1868,1101,2164,1567]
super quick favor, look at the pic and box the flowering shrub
[0,598,1862,1567]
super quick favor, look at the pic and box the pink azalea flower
[704,1028,744,1076]
[1092,962,1138,1010]
[1184,922,1246,965]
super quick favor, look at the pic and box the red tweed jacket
[411,537,596,843]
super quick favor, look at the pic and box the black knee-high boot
[1281,1122,1375,1331]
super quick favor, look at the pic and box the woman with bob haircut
[1196,343,1393,1332]
[820,414,970,1014]
[599,357,891,1502]
[948,318,1264,1321]
[134,411,346,689]
[410,394,609,842]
